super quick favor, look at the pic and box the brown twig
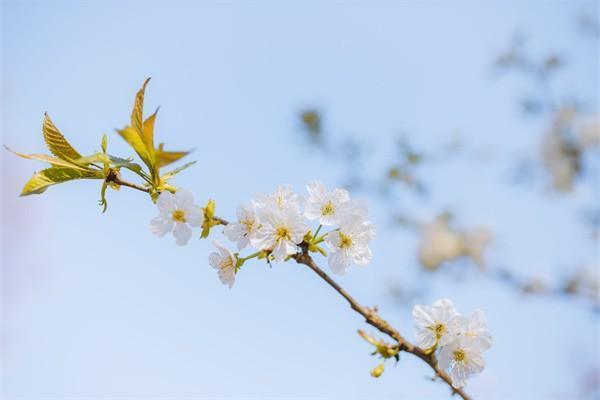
[116,178,471,400]
[106,170,151,193]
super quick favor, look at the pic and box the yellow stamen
[433,323,445,339]
[276,226,291,241]
[339,232,353,249]
[321,201,335,216]
[220,257,234,270]
[453,349,466,362]
[172,209,186,223]
[242,219,254,231]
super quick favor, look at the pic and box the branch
[106,170,150,193]
[115,178,471,400]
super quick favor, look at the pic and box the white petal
[173,223,193,246]
[416,329,437,349]
[352,246,372,266]
[209,252,222,269]
[432,298,457,323]
[271,240,289,261]
[218,265,236,288]
[438,346,453,370]
[332,187,350,203]
[412,304,435,327]
[468,352,486,373]
[328,251,350,274]
[306,180,326,199]
[185,206,204,227]
[156,191,176,215]
[174,188,195,209]
[447,315,469,336]
[150,216,173,237]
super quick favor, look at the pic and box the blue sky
[1,1,599,399]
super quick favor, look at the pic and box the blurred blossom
[564,265,600,305]
[540,108,598,192]
[418,215,492,271]
[299,109,322,144]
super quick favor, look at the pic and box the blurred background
[1,1,599,398]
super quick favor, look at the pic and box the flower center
[433,323,445,339]
[220,257,234,270]
[172,209,186,223]
[242,218,254,232]
[339,232,353,249]
[321,201,335,216]
[453,349,466,363]
[275,226,291,241]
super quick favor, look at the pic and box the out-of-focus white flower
[418,217,492,271]
[304,180,350,226]
[418,219,463,271]
[412,298,458,349]
[150,189,203,246]
[254,185,301,212]
[566,265,600,303]
[577,116,600,149]
[541,118,580,192]
[438,336,487,388]
[464,228,492,267]
[223,203,259,250]
[250,208,308,261]
[325,216,375,274]
[447,310,493,350]
[208,240,237,288]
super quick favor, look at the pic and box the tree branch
[115,178,471,400]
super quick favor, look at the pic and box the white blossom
[447,309,493,350]
[325,216,375,274]
[223,203,259,250]
[303,180,350,226]
[250,208,308,261]
[254,184,301,213]
[208,241,237,288]
[150,189,203,246]
[412,298,458,349]
[438,336,487,388]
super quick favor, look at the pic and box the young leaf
[5,145,91,171]
[21,167,104,196]
[131,77,151,135]
[160,161,197,181]
[142,107,159,154]
[155,143,190,168]
[43,113,83,161]
[117,127,153,170]
[108,155,144,174]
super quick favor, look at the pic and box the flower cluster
[412,299,492,388]
[150,182,376,287]
[221,181,375,285]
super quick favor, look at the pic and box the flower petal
[173,222,193,246]
[150,216,173,237]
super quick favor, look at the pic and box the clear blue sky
[1,1,598,399]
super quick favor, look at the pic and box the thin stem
[106,173,150,193]
[240,251,262,263]
[313,224,323,239]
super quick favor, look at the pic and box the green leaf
[142,107,159,155]
[5,145,91,171]
[155,143,190,168]
[43,113,83,161]
[108,155,144,174]
[131,77,151,135]
[117,127,153,170]
[21,167,104,196]
[160,161,196,181]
